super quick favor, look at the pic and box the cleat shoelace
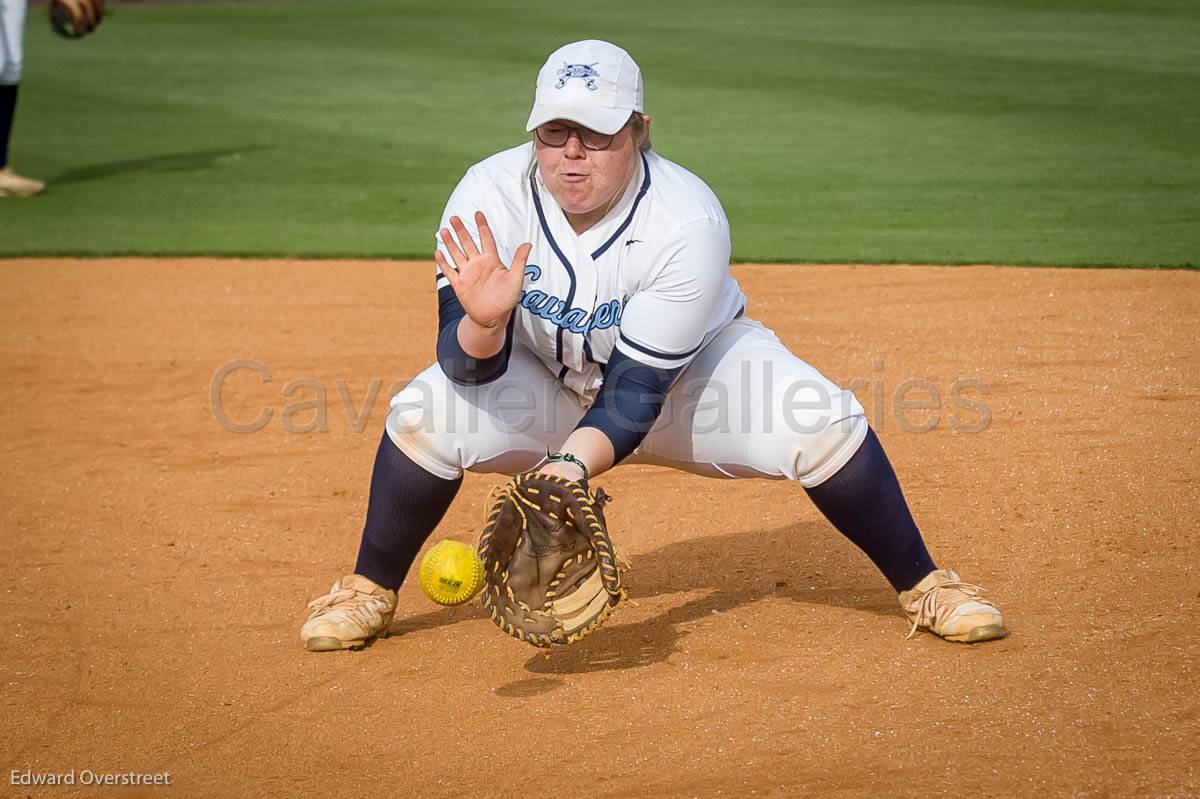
[905,579,996,640]
[306,585,390,627]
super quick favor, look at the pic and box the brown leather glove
[478,473,625,648]
[49,0,105,40]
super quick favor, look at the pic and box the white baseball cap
[525,40,644,136]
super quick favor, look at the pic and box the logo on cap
[555,62,600,90]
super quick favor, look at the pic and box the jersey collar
[531,151,651,259]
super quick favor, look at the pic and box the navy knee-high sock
[804,427,937,592]
[353,432,462,591]
[0,84,17,169]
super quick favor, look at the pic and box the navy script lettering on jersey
[519,264,625,334]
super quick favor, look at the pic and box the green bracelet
[545,450,589,481]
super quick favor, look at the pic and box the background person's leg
[0,0,43,196]
[0,83,16,169]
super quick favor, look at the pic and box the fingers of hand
[507,242,533,286]
[434,250,458,287]
[438,218,527,297]
[439,226,468,268]
[449,216,480,259]
[475,212,497,255]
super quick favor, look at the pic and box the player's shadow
[514,519,896,677]
[390,519,898,680]
[51,145,270,185]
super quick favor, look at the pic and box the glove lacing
[483,479,607,536]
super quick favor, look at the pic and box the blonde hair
[629,113,652,152]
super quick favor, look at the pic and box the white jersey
[433,143,746,398]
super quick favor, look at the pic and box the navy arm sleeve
[574,347,683,464]
[436,284,514,385]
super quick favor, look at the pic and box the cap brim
[525,103,632,136]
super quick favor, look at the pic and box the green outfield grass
[2,0,1197,266]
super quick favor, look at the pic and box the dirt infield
[1,259,1196,799]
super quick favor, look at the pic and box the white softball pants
[0,0,26,85]
[385,317,868,487]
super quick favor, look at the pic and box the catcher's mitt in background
[478,473,626,648]
[49,0,105,39]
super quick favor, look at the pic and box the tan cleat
[300,574,397,652]
[899,568,1007,643]
[0,166,47,197]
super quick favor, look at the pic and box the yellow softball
[419,539,485,606]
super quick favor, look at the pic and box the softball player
[301,40,1006,651]
[0,0,45,196]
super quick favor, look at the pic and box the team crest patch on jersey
[556,62,600,90]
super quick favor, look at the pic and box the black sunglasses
[534,119,632,151]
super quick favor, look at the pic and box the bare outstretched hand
[435,212,532,331]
